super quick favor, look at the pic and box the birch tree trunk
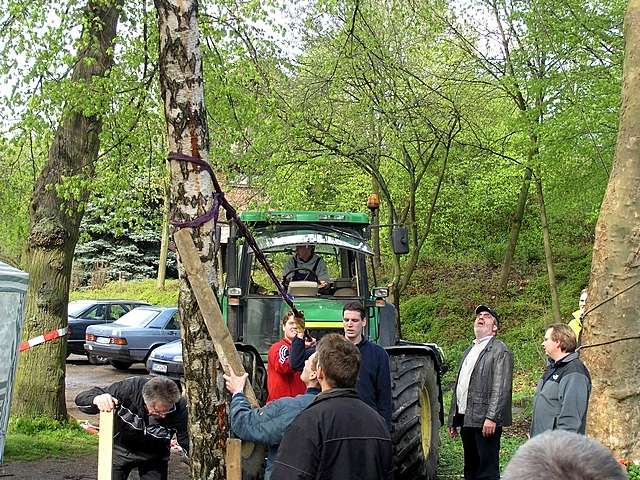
[155,1,226,477]
[582,0,640,461]
[12,0,122,419]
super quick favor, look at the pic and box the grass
[70,279,180,306]
[4,417,97,461]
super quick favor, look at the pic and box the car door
[162,312,181,342]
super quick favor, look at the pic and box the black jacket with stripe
[75,376,188,459]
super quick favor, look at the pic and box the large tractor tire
[390,354,440,480]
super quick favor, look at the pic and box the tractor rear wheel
[390,354,440,479]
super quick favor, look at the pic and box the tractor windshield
[238,228,371,356]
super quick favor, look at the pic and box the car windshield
[113,308,160,328]
[68,300,94,317]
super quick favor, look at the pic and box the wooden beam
[225,438,242,480]
[174,228,267,473]
[174,227,259,406]
[97,410,114,480]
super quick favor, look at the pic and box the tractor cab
[223,211,388,359]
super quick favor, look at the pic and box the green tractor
[220,210,445,479]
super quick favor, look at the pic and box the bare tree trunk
[155,1,226,477]
[499,166,532,291]
[371,175,382,273]
[12,0,122,419]
[156,168,170,289]
[582,0,640,459]
[535,171,561,322]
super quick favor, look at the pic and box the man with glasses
[76,376,188,480]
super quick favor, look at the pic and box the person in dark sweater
[75,376,188,480]
[290,301,392,430]
[271,334,392,480]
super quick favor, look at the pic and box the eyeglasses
[147,403,176,417]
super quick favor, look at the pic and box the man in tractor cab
[282,244,329,289]
[266,311,307,402]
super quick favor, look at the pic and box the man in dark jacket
[75,376,188,480]
[224,352,321,479]
[448,305,513,480]
[290,301,392,430]
[530,323,591,437]
[272,333,392,480]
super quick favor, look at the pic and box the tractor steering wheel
[283,267,319,284]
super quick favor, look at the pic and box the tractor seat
[288,281,319,297]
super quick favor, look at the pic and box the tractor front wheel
[390,354,440,479]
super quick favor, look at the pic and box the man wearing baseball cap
[447,305,513,480]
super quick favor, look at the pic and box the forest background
[0,0,627,473]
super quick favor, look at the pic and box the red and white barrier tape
[19,327,68,352]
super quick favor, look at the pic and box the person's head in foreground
[315,333,360,390]
[502,430,627,480]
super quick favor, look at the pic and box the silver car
[85,306,179,370]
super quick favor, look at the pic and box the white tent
[0,262,28,464]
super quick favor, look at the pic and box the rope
[167,152,301,318]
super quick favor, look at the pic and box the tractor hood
[255,230,373,255]
[291,297,346,330]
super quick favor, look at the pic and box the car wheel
[110,360,133,370]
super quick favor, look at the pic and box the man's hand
[304,336,317,348]
[482,418,496,437]
[448,426,458,439]
[224,371,249,396]
[318,281,328,289]
[93,393,118,412]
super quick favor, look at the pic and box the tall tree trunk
[12,0,122,419]
[371,175,382,273]
[156,168,170,289]
[583,0,640,460]
[535,171,561,322]
[155,1,226,478]
[499,166,532,291]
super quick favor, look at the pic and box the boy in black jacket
[75,376,188,480]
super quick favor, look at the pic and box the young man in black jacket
[75,376,188,480]
[271,333,392,480]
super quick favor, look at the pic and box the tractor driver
[282,244,329,289]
